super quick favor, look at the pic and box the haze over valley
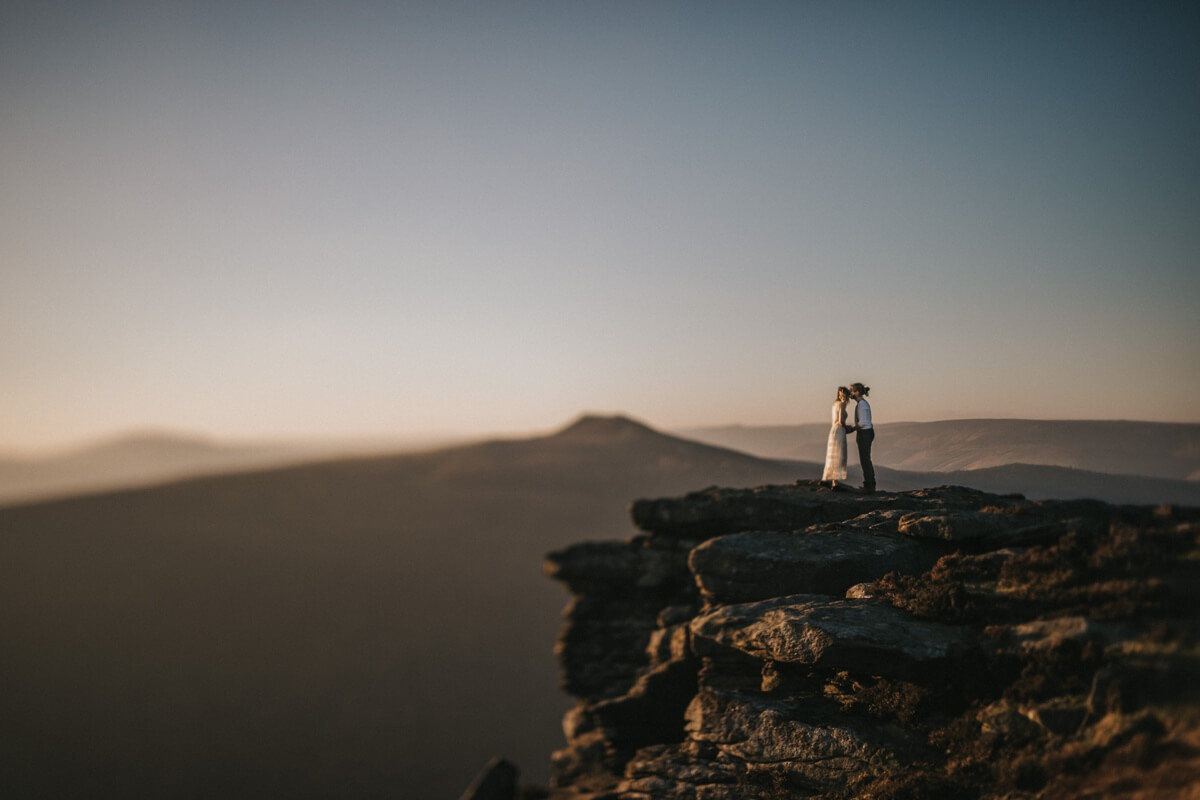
[683,419,1200,483]
[3,416,1197,508]
[0,416,804,798]
[0,431,462,507]
[2,414,1198,797]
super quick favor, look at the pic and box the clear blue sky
[3,1,1198,451]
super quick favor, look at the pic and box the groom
[849,382,875,493]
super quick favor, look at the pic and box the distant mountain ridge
[554,413,660,440]
[874,461,1200,506]
[682,419,1200,483]
[3,415,1199,508]
[0,431,454,506]
[0,433,285,505]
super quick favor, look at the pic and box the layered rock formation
[542,482,1200,799]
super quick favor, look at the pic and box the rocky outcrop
[542,482,1200,799]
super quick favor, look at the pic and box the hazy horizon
[4,2,1198,451]
[6,411,1200,460]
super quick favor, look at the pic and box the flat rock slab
[630,483,1021,539]
[691,595,976,678]
[632,486,912,539]
[689,528,944,603]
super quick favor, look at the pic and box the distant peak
[72,430,222,456]
[554,414,660,440]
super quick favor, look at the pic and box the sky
[3,1,1199,452]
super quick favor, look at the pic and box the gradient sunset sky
[3,1,1198,451]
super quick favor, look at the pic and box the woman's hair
[836,386,850,400]
[851,382,870,396]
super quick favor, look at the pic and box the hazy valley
[0,417,803,798]
[2,415,1197,798]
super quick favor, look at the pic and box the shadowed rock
[987,616,1119,655]
[896,508,1065,545]
[544,540,640,594]
[458,758,518,800]
[689,527,943,603]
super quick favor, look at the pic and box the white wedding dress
[821,400,848,482]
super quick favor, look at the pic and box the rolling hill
[874,462,1200,506]
[0,415,807,799]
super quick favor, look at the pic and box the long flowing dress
[821,400,848,482]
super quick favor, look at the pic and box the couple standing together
[821,382,875,492]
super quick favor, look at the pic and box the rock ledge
[542,482,1200,800]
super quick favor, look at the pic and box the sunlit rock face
[543,482,1200,800]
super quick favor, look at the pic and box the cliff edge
[540,482,1200,800]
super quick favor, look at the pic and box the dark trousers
[856,428,875,490]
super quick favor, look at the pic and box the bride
[821,386,852,488]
